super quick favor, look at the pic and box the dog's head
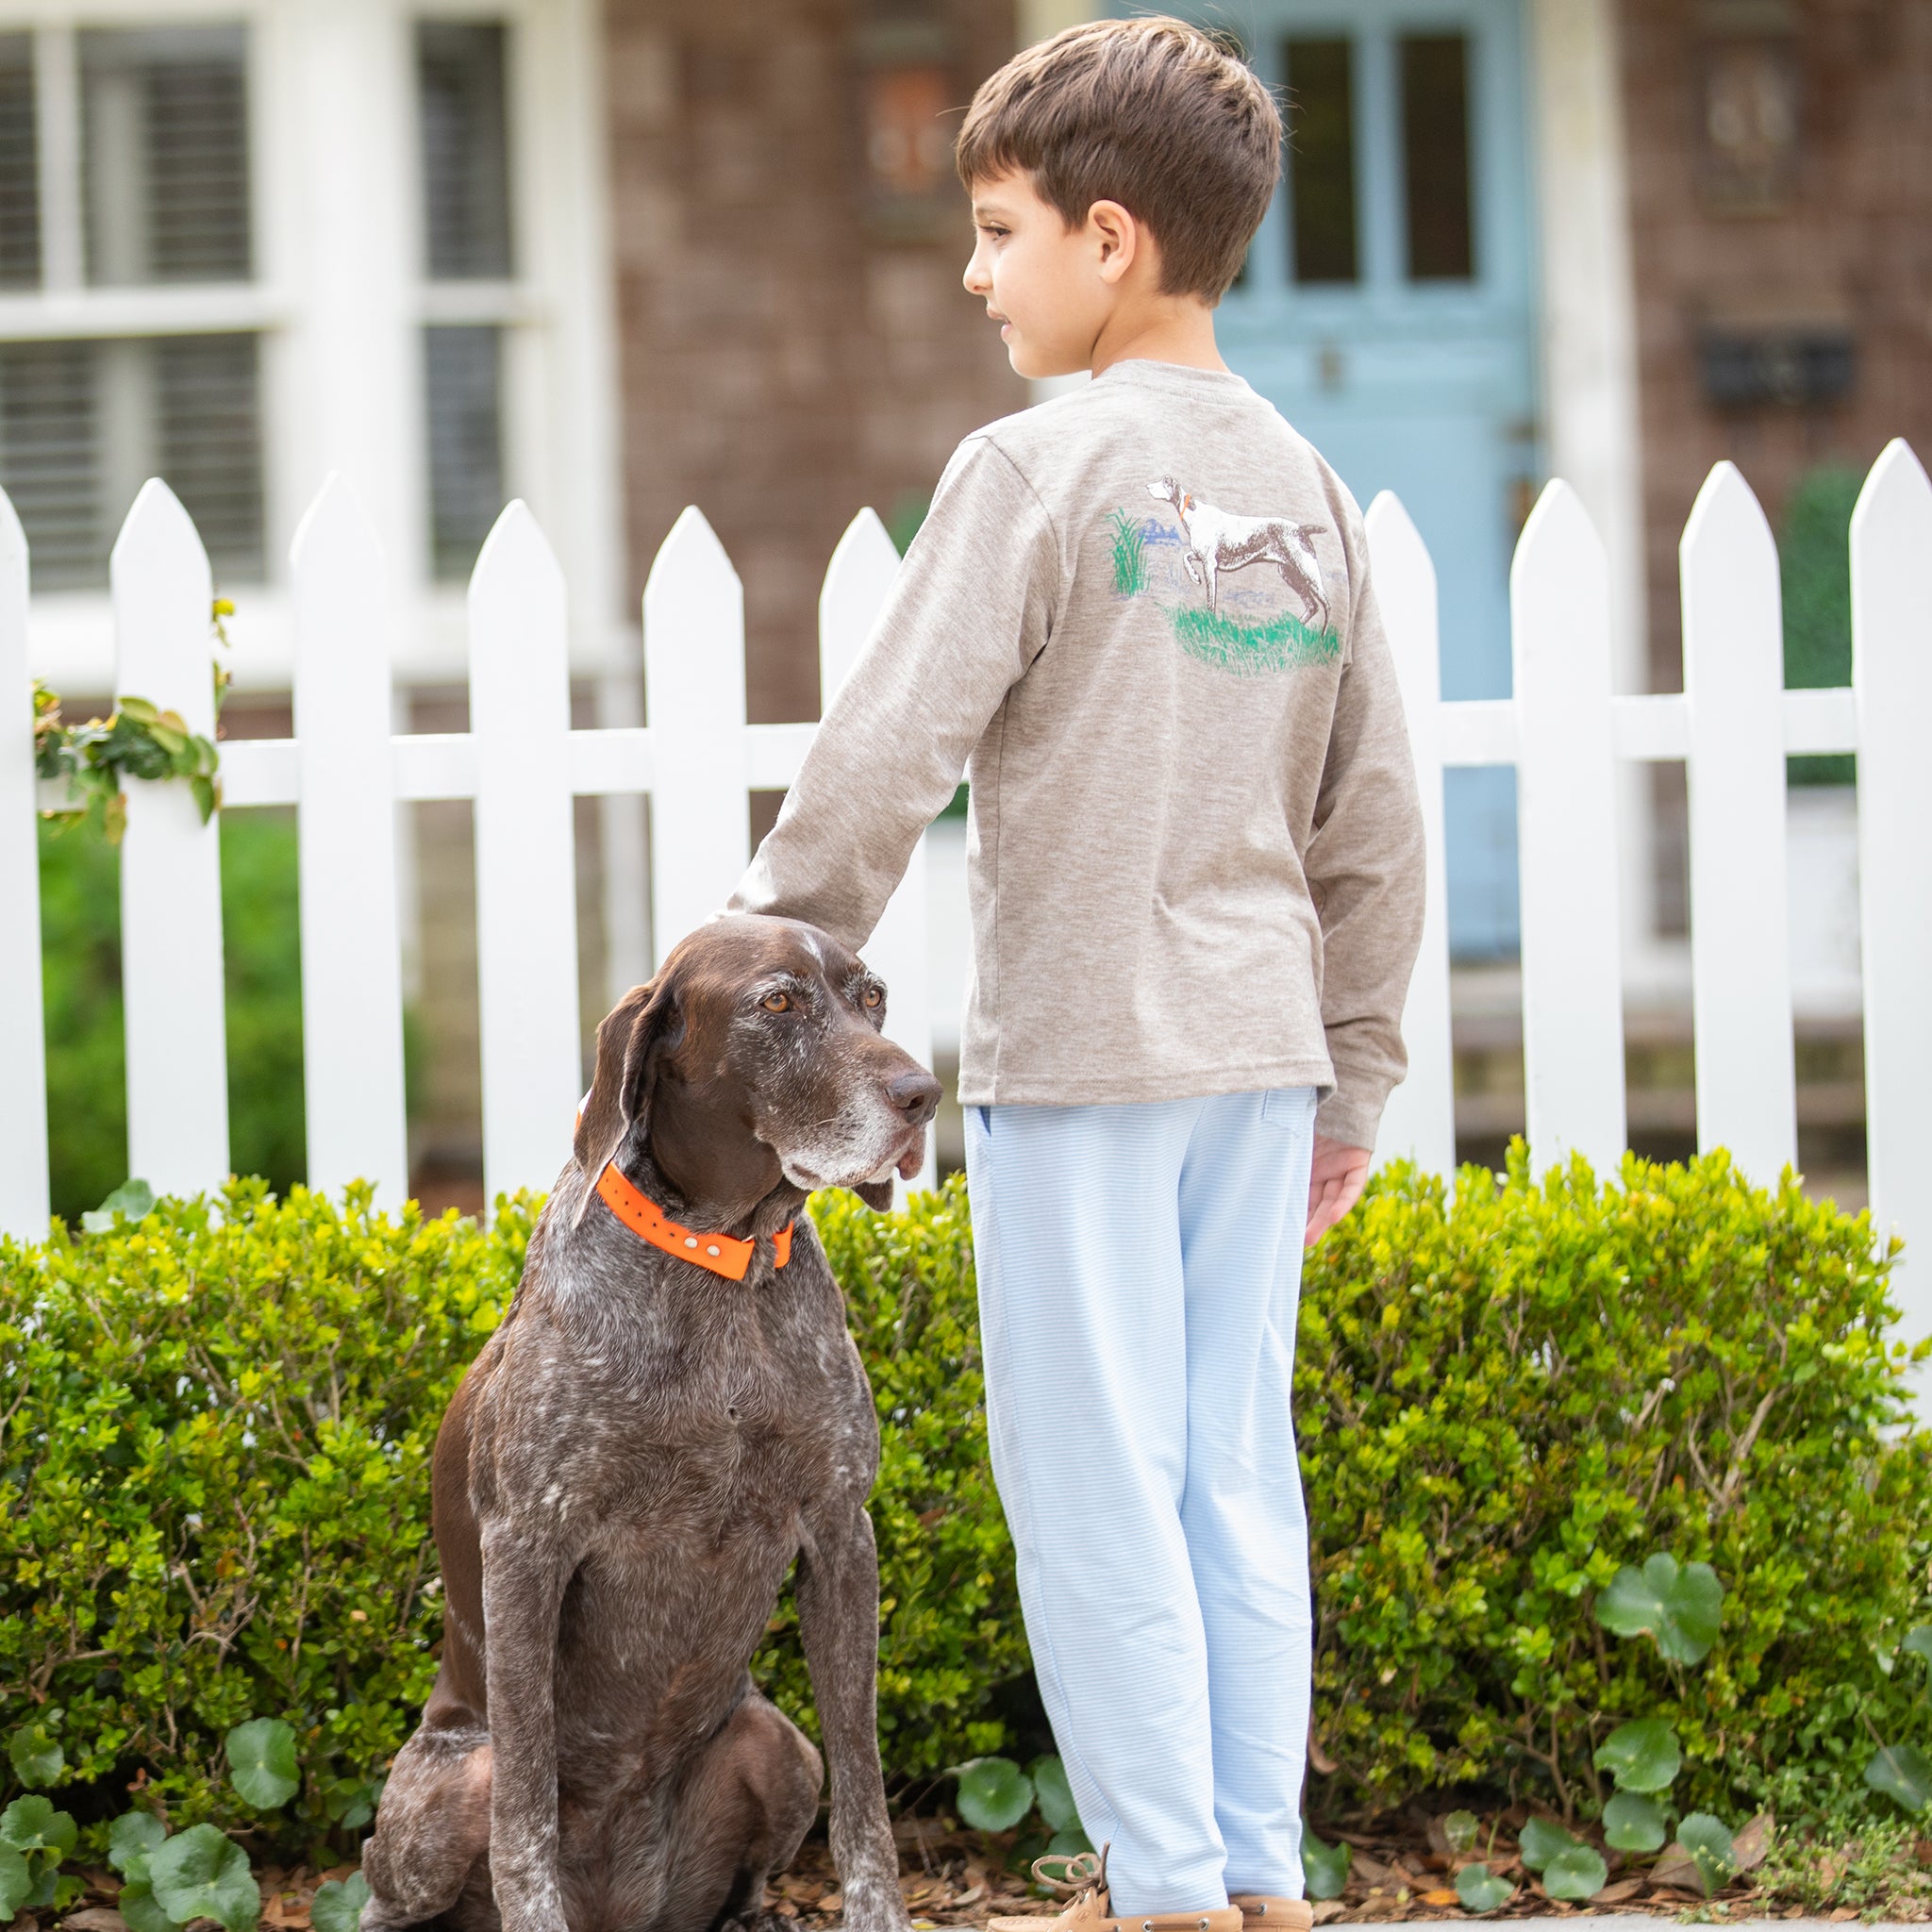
[574,915,941,1222]
[1148,476,1191,512]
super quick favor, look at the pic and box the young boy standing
[731,18,1424,1932]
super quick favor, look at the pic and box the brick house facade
[604,0,1024,728]
[1620,0,1932,691]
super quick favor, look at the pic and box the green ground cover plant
[0,1149,1926,1874]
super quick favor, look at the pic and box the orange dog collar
[594,1160,793,1281]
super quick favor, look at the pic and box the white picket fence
[1,446,1928,1367]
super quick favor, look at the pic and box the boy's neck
[1088,297,1227,379]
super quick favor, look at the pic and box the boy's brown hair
[955,16,1280,302]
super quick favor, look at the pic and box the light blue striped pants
[964,1090,1318,1915]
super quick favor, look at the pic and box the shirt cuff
[1314,1070,1391,1151]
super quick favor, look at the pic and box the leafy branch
[31,597,234,842]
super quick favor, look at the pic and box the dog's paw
[831,1875,912,1932]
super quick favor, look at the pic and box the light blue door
[1147,0,1540,956]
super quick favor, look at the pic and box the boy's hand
[1305,1135,1371,1247]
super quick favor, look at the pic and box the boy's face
[963,170,1121,379]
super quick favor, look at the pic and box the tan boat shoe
[986,1848,1245,1932]
[1229,1900,1313,1932]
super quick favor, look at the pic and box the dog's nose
[887,1068,941,1127]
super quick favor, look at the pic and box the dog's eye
[760,992,791,1013]
[863,987,883,1009]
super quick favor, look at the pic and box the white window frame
[6,0,625,696]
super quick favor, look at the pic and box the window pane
[82,25,252,286]
[1285,38,1357,285]
[156,333,264,581]
[0,341,101,586]
[1402,33,1474,281]
[0,34,38,289]
[0,332,264,589]
[425,325,504,580]
[418,23,512,279]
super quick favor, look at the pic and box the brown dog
[360,915,941,1932]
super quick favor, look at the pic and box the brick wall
[604,0,1025,725]
[1619,0,1932,690]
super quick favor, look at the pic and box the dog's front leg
[796,1506,906,1932]
[481,1519,575,1932]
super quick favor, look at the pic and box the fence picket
[470,502,582,1207]
[0,488,46,1239]
[1511,482,1626,1175]
[1364,491,1456,1181]
[820,508,934,1191]
[112,480,229,1202]
[645,508,748,967]
[1852,439,1932,1371]
[1680,462,1796,1180]
[291,475,408,1204]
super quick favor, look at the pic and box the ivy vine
[33,598,233,842]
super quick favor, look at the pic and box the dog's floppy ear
[572,973,679,1225]
[851,1178,895,1213]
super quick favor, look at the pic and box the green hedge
[0,1175,1023,1850]
[1301,1147,1932,1825]
[0,1153,1926,1853]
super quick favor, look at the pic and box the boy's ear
[1088,197,1140,283]
[572,973,681,1225]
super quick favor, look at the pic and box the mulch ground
[31,1810,1932,1932]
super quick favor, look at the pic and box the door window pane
[425,325,504,580]
[1284,38,1357,285]
[0,34,38,288]
[0,333,264,588]
[81,25,252,286]
[418,23,512,279]
[1401,33,1474,281]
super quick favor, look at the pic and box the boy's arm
[1303,530,1427,1153]
[729,437,1058,948]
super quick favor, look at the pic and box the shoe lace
[1030,1844,1110,1902]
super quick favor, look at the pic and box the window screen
[81,25,252,286]
[156,333,264,576]
[1401,34,1474,281]
[1284,38,1357,285]
[0,35,38,289]
[0,341,99,584]
[0,333,264,588]
[418,23,512,279]
[425,325,505,581]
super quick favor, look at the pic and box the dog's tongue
[895,1139,924,1180]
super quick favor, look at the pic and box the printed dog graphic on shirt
[1104,477,1341,678]
[1145,475,1331,632]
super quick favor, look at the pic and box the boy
[731,18,1424,1932]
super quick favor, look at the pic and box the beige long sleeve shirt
[730,358,1425,1147]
